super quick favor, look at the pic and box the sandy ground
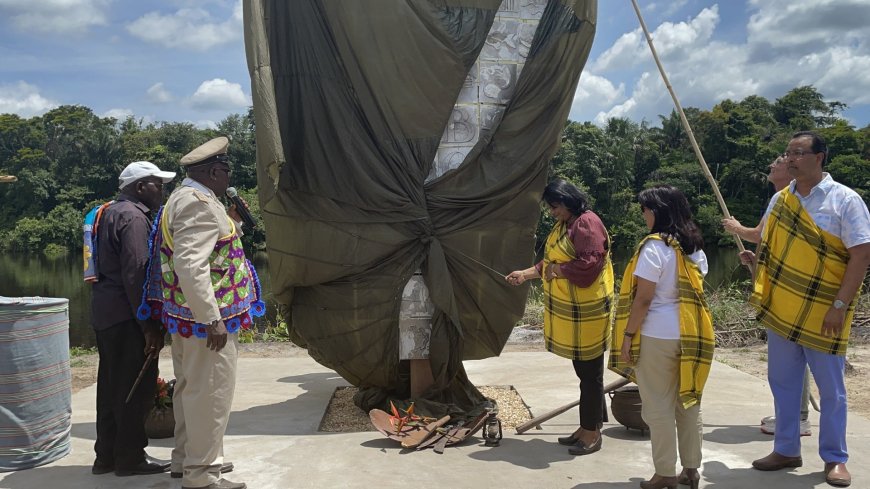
[70,327,870,421]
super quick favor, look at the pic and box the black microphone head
[226,186,238,198]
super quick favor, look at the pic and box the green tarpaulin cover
[244,0,596,417]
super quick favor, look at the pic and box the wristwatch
[832,299,846,310]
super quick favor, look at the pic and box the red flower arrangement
[155,377,175,410]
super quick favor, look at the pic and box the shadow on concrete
[570,479,643,489]
[357,434,488,453]
[225,372,346,436]
[71,421,96,442]
[602,424,649,441]
[466,437,575,469]
[274,371,346,387]
[700,460,825,488]
[0,464,174,489]
[703,424,770,444]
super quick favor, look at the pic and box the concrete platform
[2,351,868,489]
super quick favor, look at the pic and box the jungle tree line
[542,85,869,250]
[0,106,262,254]
[0,86,868,256]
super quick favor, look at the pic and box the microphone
[226,187,256,229]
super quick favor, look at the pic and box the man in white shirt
[746,131,870,488]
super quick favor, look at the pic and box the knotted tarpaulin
[244,0,596,417]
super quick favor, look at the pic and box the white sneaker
[800,419,812,436]
[759,416,811,436]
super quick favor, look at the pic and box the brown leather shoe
[181,478,246,489]
[825,462,851,487]
[678,467,700,488]
[171,461,234,479]
[639,474,678,489]
[752,451,802,471]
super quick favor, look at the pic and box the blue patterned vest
[137,207,265,337]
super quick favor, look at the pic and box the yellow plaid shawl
[608,234,714,409]
[542,219,614,360]
[750,188,855,355]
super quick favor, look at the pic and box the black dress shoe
[91,459,114,475]
[171,461,234,479]
[557,434,580,446]
[114,459,170,477]
[567,435,602,456]
[145,455,171,470]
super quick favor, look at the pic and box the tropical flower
[155,377,175,409]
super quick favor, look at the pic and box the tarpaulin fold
[245,0,597,417]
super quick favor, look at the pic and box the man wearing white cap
[138,137,261,489]
[91,161,175,477]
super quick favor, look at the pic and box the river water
[0,247,746,348]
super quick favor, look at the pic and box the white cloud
[592,6,719,72]
[660,0,689,17]
[147,82,173,103]
[126,1,242,51]
[0,0,110,35]
[572,73,625,113]
[797,46,870,105]
[102,108,134,120]
[189,78,250,110]
[747,0,870,52]
[593,72,654,125]
[194,119,217,129]
[578,1,870,126]
[0,81,59,117]
[645,0,690,17]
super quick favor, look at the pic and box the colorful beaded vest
[137,206,266,338]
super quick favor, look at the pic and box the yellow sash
[609,234,714,409]
[750,188,854,355]
[541,220,614,360]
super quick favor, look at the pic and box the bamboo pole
[629,0,745,253]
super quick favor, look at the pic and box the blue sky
[2,0,869,128]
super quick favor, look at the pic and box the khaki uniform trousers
[636,335,702,477]
[171,334,238,488]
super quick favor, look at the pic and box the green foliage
[43,243,68,258]
[70,346,97,357]
[773,85,846,129]
[2,203,82,253]
[0,105,264,253]
[237,186,266,252]
[1,85,868,257]
[545,85,867,250]
[260,318,291,342]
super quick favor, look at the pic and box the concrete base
[2,351,868,488]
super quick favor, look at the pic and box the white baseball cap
[118,161,177,189]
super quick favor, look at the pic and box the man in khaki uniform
[163,137,248,489]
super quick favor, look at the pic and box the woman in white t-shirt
[612,185,712,489]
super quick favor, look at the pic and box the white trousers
[171,335,238,488]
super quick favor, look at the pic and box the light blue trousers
[767,330,848,463]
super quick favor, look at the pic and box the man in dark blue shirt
[91,161,175,477]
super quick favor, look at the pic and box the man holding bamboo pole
[742,131,870,487]
[723,155,814,438]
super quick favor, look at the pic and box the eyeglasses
[783,149,817,158]
[215,167,232,177]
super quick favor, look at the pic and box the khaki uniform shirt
[163,178,238,325]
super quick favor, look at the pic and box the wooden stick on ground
[515,377,631,434]
[629,0,747,256]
